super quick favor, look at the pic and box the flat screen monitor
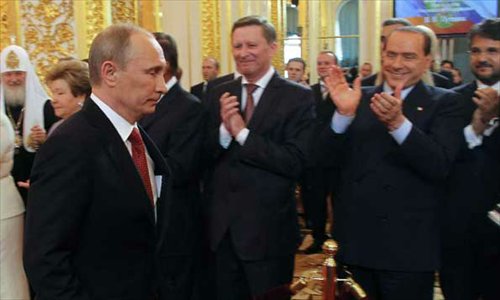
[394,0,499,36]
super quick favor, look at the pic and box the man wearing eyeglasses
[440,18,500,300]
[319,26,464,300]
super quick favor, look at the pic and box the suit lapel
[402,81,434,124]
[248,73,281,130]
[82,99,156,224]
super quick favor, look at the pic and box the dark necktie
[244,83,258,123]
[128,128,154,206]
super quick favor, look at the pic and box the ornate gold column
[73,0,110,60]
[298,0,308,70]
[271,0,286,75]
[1,0,21,49]
[111,0,138,24]
[201,0,221,63]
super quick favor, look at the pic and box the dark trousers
[344,265,434,300]
[440,233,500,300]
[300,167,336,243]
[209,232,293,300]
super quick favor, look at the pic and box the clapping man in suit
[24,24,168,300]
[440,18,500,300]
[320,26,464,299]
[204,15,314,299]
[141,32,207,300]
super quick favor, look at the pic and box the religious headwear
[1,45,49,152]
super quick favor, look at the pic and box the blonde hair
[45,60,91,97]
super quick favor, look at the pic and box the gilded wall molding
[271,0,285,74]
[21,0,75,81]
[86,0,106,51]
[1,1,21,49]
[201,0,221,63]
[112,0,138,24]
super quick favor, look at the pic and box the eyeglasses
[467,48,500,57]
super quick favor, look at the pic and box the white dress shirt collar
[165,76,178,92]
[90,93,136,143]
[241,66,275,89]
[476,80,500,91]
[383,82,415,100]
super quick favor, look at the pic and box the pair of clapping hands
[324,65,406,131]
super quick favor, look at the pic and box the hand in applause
[471,87,499,135]
[370,82,406,131]
[324,65,362,116]
[30,125,47,146]
[220,92,245,137]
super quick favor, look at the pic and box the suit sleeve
[24,133,91,300]
[238,88,315,179]
[398,92,465,181]
[165,101,207,186]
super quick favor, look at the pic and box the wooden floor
[292,234,445,300]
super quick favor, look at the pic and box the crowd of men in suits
[1,13,498,300]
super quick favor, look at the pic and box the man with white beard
[0,45,58,202]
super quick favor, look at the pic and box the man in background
[141,32,207,300]
[440,18,500,300]
[359,62,373,79]
[191,57,220,101]
[301,50,338,254]
[286,57,307,85]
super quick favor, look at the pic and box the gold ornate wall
[201,0,221,63]
[1,0,160,81]
[271,0,286,74]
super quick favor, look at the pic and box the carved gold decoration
[21,0,75,82]
[86,0,106,51]
[1,0,20,49]
[271,0,285,75]
[299,0,308,69]
[201,0,221,63]
[112,0,138,24]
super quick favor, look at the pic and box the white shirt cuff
[464,124,483,149]
[484,120,499,137]
[235,128,250,145]
[331,111,355,134]
[219,123,232,149]
[390,119,412,145]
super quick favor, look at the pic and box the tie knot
[128,128,143,146]
[245,83,258,95]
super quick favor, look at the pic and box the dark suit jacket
[204,73,315,260]
[443,81,500,249]
[141,83,206,256]
[190,81,205,102]
[24,99,169,300]
[321,81,464,271]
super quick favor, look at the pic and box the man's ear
[101,61,118,87]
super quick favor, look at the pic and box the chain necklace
[5,105,24,153]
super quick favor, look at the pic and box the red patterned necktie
[128,128,154,206]
[244,83,258,123]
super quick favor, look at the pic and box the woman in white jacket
[0,111,30,299]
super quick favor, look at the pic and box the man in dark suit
[440,18,500,300]
[204,15,314,299]
[320,27,463,300]
[141,32,207,300]
[24,24,168,300]
[301,50,338,254]
[190,57,220,101]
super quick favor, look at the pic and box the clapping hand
[219,92,245,137]
[324,65,362,116]
[370,82,407,131]
[471,87,499,134]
